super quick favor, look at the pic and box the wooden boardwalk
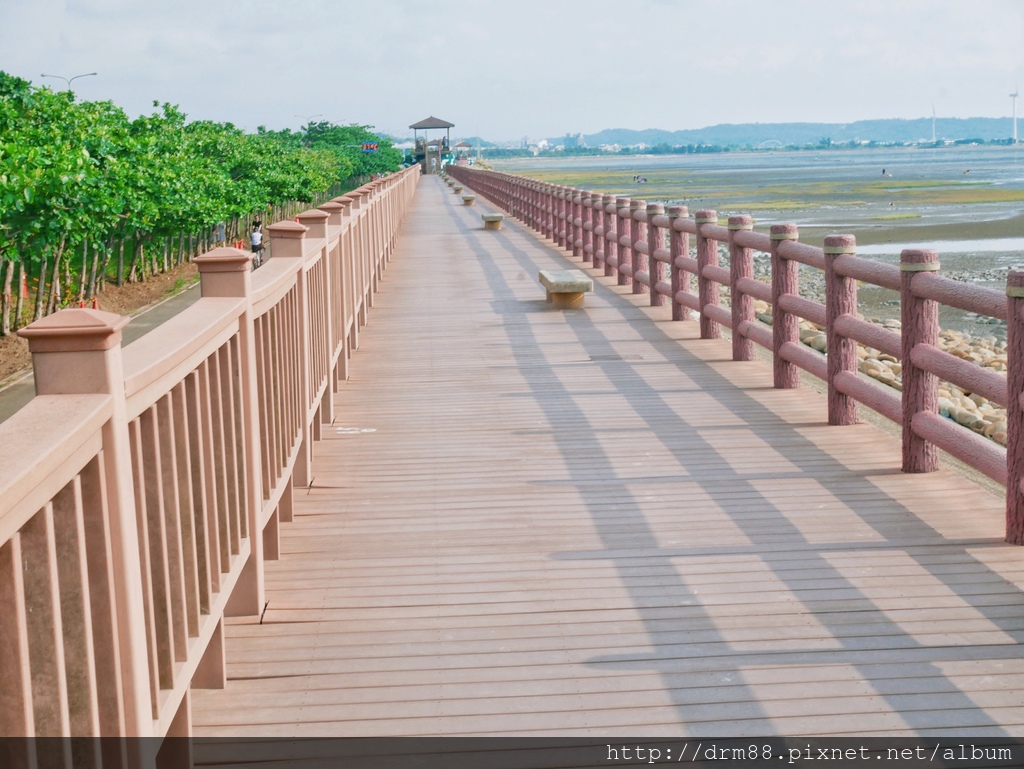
[191,176,1024,738]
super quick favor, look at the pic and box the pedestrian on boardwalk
[251,223,264,267]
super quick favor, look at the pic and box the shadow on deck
[191,176,1023,740]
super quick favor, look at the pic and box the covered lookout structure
[410,116,454,174]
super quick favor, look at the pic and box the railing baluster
[770,224,800,389]
[669,206,690,321]
[647,203,664,306]
[695,210,720,339]
[901,248,941,472]
[1006,269,1024,543]
[824,234,859,424]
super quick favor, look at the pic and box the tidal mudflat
[493,146,1024,446]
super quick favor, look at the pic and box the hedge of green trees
[0,71,402,335]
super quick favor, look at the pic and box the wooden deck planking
[191,176,1023,738]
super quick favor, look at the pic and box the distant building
[563,132,586,148]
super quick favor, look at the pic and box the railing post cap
[770,223,799,240]
[667,205,688,218]
[1007,269,1024,296]
[603,194,617,202]
[296,209,330,223]
[646,202,664,213]
[616,197,631,207]
[267,220,308,239]
[695,209,717,224]
[195,247,252,273]
[630,200,645,210]
[318,201,345,213]
[18,307,130,353]
[823,234,857,255]
[727,215,753,230]
[900,248,940,271]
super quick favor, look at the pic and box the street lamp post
[294,113,323,127]
[41,71,97,90]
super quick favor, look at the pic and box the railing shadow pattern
[445,165,1024,544]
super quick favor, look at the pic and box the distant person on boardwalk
[251,223,264,268]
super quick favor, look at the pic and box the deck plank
[191,176,1022,738]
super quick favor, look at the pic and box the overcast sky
[3,0,1023,142]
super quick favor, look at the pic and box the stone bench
[539,269,593,309]
[481,213,504,230]
[462,195,476,205]
[453,185,463,193]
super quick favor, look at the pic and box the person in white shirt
[251,224,264,266]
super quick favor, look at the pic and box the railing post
[616,197,631,286]
[296,209,335,430]
[647,203,664,305]
[695,210,720,339]
[318,200,349,385]
[266,220,315,487]
[727,215,755,361]
[668,206,690,321]
[823,235,859,425]
[581,192,594,265]
[561,185,569,247]
[571,190,582,258]
[602,195,616,277]
[19,308,154,739]
[1005,270,1024,543]
[770,223,800,389]
[901,248,941,472]
[195,248,267,616]
[630,200,646,294]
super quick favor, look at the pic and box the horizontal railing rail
[0,165,419,764]
[447,164,1024,544]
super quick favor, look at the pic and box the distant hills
[551,118,1017,148]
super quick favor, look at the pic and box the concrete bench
[481,213,504,230]
[462,195,476,205]
[539,269,593,309]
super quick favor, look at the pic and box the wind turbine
[1011,85,1019,144]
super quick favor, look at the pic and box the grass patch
[163,273,201,298]
[872,213,923,221]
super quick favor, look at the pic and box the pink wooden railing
[446,165,1024,544]
[0,166,419,764]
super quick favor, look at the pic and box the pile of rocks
[680,244,1009,445]
[749,299,1009,446]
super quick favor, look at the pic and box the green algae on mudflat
[513,166,1022,208]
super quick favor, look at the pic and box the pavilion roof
[409,116,455,129]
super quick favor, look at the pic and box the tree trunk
[46,238,65,315]
[14,261,26,331]
[0,260,10,336]
[33,252,48,321]
[97,236,116,296]
[117,239,125,286]
[79,238,89,303]
[128,237,144,283]
[88,244,100,300]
